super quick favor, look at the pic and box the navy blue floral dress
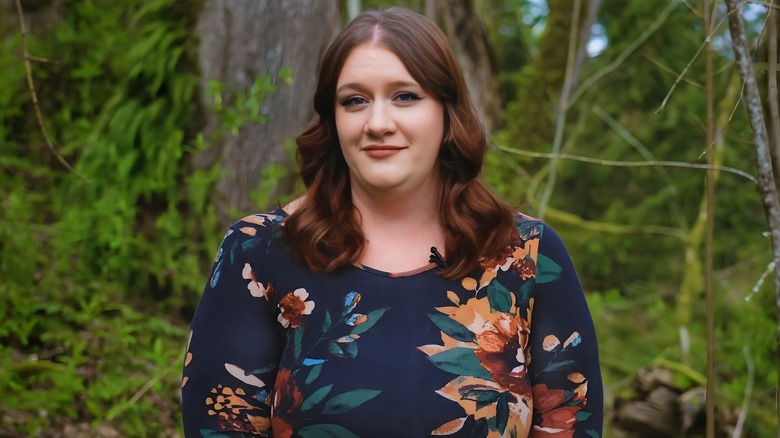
[181,209,602,437]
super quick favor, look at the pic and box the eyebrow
[335,80,421,94]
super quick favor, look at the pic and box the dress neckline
[273,206,439,279]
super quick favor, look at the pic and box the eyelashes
[339,96,368,107]
[338,92,423,108]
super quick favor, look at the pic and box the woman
[182,7,602,438]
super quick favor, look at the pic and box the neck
[350,181,446,273]
[350,182,441,232]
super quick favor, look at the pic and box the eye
[339,96,367,107]
[395,92,421,103]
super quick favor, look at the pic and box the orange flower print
[474,313,532,395]
[277,288,315,328]
[206,385,269,434]
[531,383,583,438]
[271,369,303,438]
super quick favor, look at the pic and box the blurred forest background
[1,0,779,436]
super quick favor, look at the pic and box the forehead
[336,44,417,87]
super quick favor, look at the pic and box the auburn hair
[284,7,515,279]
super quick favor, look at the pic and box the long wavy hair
[284,7,515,279]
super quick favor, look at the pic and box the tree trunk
[426,0,502,132]
[194,0,341,222]
[723,3,780,435]
[501,0,599,155]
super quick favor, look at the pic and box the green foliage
[1,0,225,434]
[1,0,777,435]
[485,0,778,434]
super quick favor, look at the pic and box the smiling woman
[182,7,603,438]
[335,44,444,213]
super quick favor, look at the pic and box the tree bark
[194,0,341,221]
[427,0,503,132]
[723,3,780,435]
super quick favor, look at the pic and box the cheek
[335,111,361,145]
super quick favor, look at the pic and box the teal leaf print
[462,389,501,403]
[328,341,344,357]
[540,359,575,374]
[428,313,476,343]
[229,240,239,265]
[496,392,509,433]
[240,239,259,252]
[299,424,360,438]
[322,389,381,415]
[428,347,492,380]
[536,254,562,283]
[301,384,333,411]
[322,311,332,332]
[519,279,534,302]
[200,429,234,437]
[302,358,325,366]
[343,340,358,358]
[577,411,592,421]
[210,259,222,288]
[251,364,277,374]
[517,221,542,238]
[350,307,389,335]
[585,430,601,438]
[486,280,512,312]
[305,364,322,385]
[292,326,303,359]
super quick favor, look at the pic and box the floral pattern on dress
[188,213,387,438]
[420,222,597,438]
[183,210,603,437]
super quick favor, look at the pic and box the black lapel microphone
[429,246,448,270]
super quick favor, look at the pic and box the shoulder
[508,212,575,275]
[229,209,288,238]
[217,208,289,262]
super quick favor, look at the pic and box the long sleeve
[181,226,282,437]
[529,224,603,437]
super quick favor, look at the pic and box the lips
[362,145,405,158]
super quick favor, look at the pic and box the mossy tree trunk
[426,0,503,132]
[502,0,599,155]
[194,0,341,221]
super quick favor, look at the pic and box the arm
[529,224,603,437]
[182,226,281,437]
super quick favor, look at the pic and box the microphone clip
[429,246,448,270]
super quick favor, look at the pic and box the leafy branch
[14,0,85,180]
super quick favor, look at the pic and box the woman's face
[334,43,445,197]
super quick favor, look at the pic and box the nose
[364,101,396,136]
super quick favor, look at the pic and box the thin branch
[104,354,181,421]
[655,13,727,115]
[534,202,689,240]
[569,0,680,107]
[493,143,758,183]
[14,0,85,180]
[731,345,755,438]
[767,3,780,177]
[594,105,689,230]
[746,258,776,301]
[24,54,56,63]
[703,0,716,435]
[644,52,705,88]
[748,0,780,10]
[538,0,581,219]
[593,106,676,185]
[684,0,705,16]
